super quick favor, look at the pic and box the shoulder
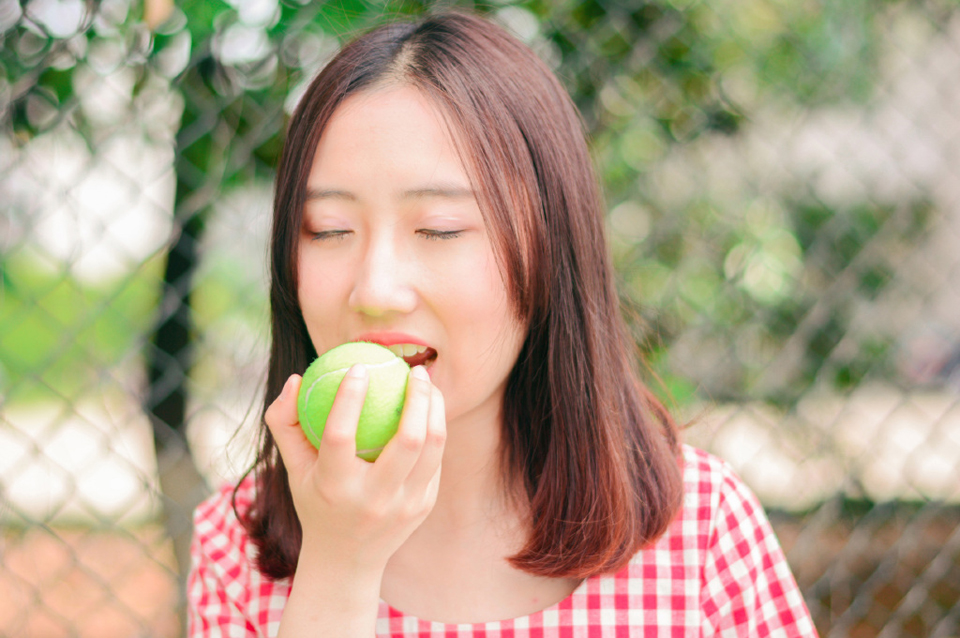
[572,447,816,633]
[680,444,777,544]
[674,446,817,635]
[615,445,765,560]
[190,475,261,592]
[634,444,787,562]
[188,476,291,636]
[678,443,760,525]
[194,475,256,551]
[680,443,743,490]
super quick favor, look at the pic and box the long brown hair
[241,10,683,580]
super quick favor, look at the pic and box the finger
[405,384,446,493]
[315,363,369,477]
[263,374,314,473]
[373,366,433,482]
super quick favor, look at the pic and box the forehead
[309,84,471,183]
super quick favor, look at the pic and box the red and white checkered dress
[188,445,818,637]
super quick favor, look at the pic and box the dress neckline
[378,575,593,628]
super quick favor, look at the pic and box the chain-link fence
[2,0,960,635]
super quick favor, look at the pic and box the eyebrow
[304,185,475,202]
[305,188,356,201]
[401,186,475,200]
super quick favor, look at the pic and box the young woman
[188,10,817,637]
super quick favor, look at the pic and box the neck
[425,393,523,534]
[381,397,582,625]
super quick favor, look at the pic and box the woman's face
[297,84,526,427]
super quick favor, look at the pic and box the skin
[264,84,579,635]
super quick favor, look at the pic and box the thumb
[263,374,315,473]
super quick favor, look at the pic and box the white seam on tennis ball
[302,358,408,421]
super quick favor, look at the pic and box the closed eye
[418,229,464,240]
[312,230,352,242]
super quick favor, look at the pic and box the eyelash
[311,230,350,242]
[417,229,464,241]
[311,229,464,242]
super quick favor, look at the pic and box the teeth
[387,344,428,358]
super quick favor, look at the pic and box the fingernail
[346,363,368,379]
[280,375,295,400]
[412,365,429,381]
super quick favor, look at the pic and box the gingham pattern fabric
[187,445,818,637]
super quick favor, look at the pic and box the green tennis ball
[297,342,410,461]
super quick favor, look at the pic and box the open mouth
[383,343,438,369]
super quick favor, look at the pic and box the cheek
[296,251,350,331]
[437,248,507,314]
[442,254,522,367]
[298,248,348,294]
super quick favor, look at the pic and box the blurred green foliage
[0,253,161,404]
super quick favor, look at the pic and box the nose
[347,233,418,318]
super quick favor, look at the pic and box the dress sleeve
[700,464,819,637]
[186,486,260,638]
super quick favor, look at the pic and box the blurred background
[2,0,959,635]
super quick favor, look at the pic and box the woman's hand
[264,364,446,574]
[264,364,445,637]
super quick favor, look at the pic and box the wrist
[295,540,387,597]
[277,545,385,637]
[298,529,393,576]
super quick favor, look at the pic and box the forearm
[277,550,384,638]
